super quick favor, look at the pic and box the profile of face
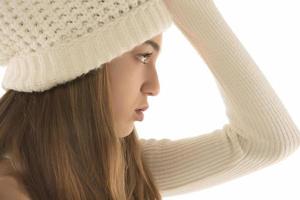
[107,33,163,138]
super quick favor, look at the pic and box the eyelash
[137,52,153,64]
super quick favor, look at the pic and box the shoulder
[0,175,31,200]
[0,176,31,200]
[0,158,31,200]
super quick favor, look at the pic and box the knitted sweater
[139,0,300,197]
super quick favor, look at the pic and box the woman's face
[107,33,162,138]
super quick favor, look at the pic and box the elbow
[276,119,300,159]
[277,132,300,161]
[265,130,300,162]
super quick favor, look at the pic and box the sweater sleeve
[139,0,300,197]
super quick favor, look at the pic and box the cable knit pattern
[0,0,173,92]
[138,0,300,197]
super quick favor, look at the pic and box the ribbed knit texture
[0,0,173,92]
[139,0,300,197]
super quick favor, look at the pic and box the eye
[136,52,153,65]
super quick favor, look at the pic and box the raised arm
[139,0,300,197]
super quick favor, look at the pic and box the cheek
[110,79,141,120]
[108,60,144,119]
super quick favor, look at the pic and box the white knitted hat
[0,0,173,92]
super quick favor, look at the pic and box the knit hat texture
[0,0,173,92]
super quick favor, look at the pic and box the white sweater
[139,0,300,197]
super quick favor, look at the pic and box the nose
[142,67,160,96]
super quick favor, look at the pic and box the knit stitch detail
[0,0,173,92]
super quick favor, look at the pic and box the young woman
[0,0,299,200]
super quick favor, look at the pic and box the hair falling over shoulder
[0,63,162,200]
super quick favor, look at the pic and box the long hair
[0,63,162,200]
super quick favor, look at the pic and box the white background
[134,0,300,199]
[1,0,299,199]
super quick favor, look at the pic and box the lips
[135,106,148,112]
[135,109,144,121]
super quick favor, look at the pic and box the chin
[119,132,131,138]
[118,125,133,138]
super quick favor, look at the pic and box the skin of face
[107,33,163,138]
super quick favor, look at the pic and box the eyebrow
[143,40,160,53]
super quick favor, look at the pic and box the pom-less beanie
[0,0,173,92]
